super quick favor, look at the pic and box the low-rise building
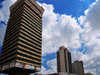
[72,61,84,75]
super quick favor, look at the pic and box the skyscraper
[57,46,72,73]
[72,61,84,75]
[0,0,44,74]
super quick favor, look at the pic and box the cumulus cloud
[0,0,17,46]
[0,0,17,23]
[78,0,100,74]
[41,59,57,74]
[40,66,46,74]
[40,3,82,55]
[79,0,100,35]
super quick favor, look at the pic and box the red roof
[59,46,68,51]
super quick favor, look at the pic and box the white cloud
[40,66,46,74]
[78,0,100,74]
[40,3,82,56]
[79,0,100,33]
[46,59,57,71]
[0,0,17,46]
[0,0,17,23]
[41,59,57,74]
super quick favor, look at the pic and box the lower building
[84,73,93,75]
[33,73,77,75]
[72,61,84,75]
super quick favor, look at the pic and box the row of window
[9,5,23,23]
[1,50,16,60]
[23,11,42,30]
[18,47,41,57]
[23,9,42,28]
[19,41,41,52]
[19,36,40,49]
[0,54,16,64]
[10,1,24,17]
[4,29,19,44]
[19,36,41,49]
[24,5,42,24]
[18,42,41,54]
[9,10,23,26]
[7,11,22,29]
[2,43,17,54]
[17,55,41,66]
[18,45,41,56]
[22,13,41,32]
[22,20,41,37]
[22,19,41,35]
[19,37,41,51]
[20,29,41,43]
[21,23,41,40]
[17,53,41,64]
[6,18,22,35]
[23,11,42,31]
[25,1,42,19]
[20,33,41,46]
[24,7,42,24]
[17,55,41,64]
[7,20,20,33]
[3,36,18,50]
[7,15,22,28]
[27,0,42,15]
[20,33,41,47]
[18,51,41,61]
[16,59,40,67]
[1,46,17,57]
[3,35,18,49]
[5,23,20,38]
[18,40,41,52]
[21,27,41,42]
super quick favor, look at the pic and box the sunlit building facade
[57,46,72,73]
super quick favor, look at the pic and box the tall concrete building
[72,61,84,75]
[57,46,72,73]
[0,0,44,74]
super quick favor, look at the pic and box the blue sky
[1,0,100,75]
[0,47,1,55]
[36,0,95,17]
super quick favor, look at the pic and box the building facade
[57,46,72,73]
[84,73,93,75]
[0,0,44,74]
[72,61,84,75]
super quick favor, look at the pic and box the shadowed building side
[72,61,84,75]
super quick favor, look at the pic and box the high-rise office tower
[0,0,44,74]
[72,61,84,75]
[57,46,72,73]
